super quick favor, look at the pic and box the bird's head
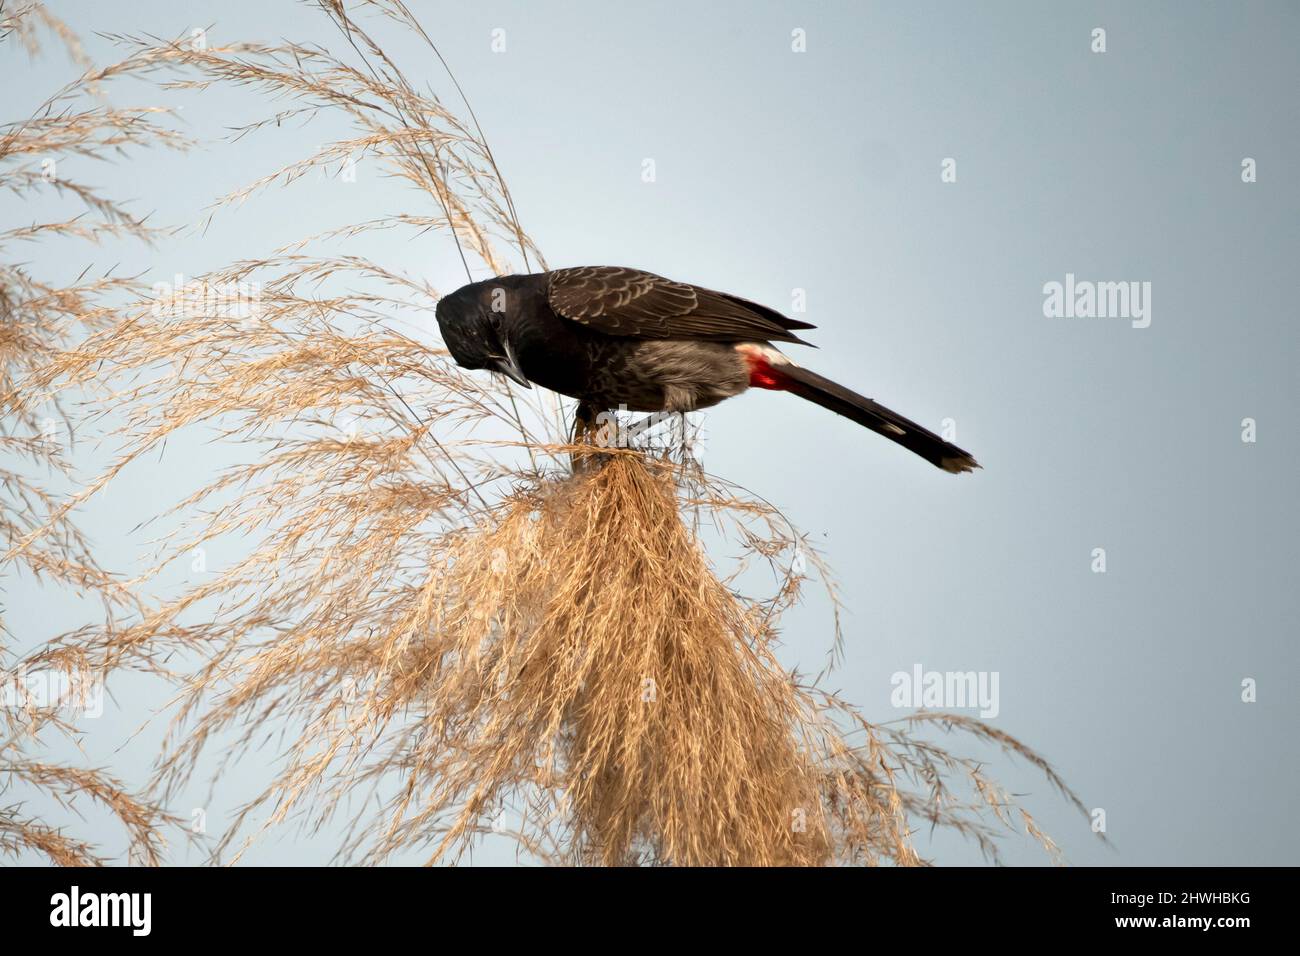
[434,280,531,388]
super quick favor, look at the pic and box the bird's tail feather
[778,365,980,474]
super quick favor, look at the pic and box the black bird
[435,266,979,473]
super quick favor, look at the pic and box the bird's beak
[490,340,531,389]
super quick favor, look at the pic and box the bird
[435,265,979,473]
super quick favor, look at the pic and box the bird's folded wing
[546,266,814,344]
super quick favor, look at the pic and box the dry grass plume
[13,1,1097,866]
[1,0,182,865]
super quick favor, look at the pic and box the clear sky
[3,0,1297,865]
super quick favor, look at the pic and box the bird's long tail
[767,363,980,474]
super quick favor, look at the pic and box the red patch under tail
[744,353,792,390]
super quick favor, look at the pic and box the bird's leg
[570,401,610,474]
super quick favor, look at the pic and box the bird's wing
[545,266,815,344]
